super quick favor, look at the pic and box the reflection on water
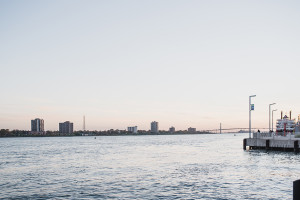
[0,134,298,199]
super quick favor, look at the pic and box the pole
[83,115,85,131]
[272,109,277,132]
[249,96,251,138]
[269,103,276,132]
[272,110,274,132]
[269,104,271,132]
[249,95,256,138]
[220,123,221,134]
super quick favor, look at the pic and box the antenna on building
[83,115,86,131]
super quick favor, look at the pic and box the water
[0,133,299,199]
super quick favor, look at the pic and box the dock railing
[253,132,272,138]
[252,132,300,140]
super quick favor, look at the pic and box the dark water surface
[0,133,299,199]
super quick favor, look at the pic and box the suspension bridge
[202,127,270,134]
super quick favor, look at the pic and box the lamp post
[272,109,277,132]
[269,103,276,132]
[249,95,256,138]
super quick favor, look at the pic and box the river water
[0,133,299,199]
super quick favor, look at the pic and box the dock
[243,132,300,152]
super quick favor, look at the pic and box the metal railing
[252,132,300,139]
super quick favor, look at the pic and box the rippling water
[0,133,299,199]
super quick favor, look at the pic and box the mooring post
[294,140,299,154]
[243,139,247,150]
[294,179,300,200]
[266,140,270,151]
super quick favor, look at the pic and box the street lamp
[272,109,277,132]
[249,95,256,138]
[269,103,276,132]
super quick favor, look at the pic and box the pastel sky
[1,0,300,131]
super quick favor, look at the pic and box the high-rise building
[31,118,44,132]
[59,121,74,134]
[169,126,175,133]
[151,121,159,133]
[188,127,196,132]
[128,126,138,133]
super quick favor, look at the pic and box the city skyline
[1,1,300,131]
[11,106,300,131]
[27,118,214,132]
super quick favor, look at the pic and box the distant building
[59,121,73,134]
[169,126,175,133]
[188,127,196,132]
[128,126,138,133]
[31,118,44,132]
[151,121,159,133]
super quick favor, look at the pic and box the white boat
[276,114,295,135]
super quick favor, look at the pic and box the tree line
[0,129,213,137]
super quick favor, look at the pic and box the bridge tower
[83,115,85,131]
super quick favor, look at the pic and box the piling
[266,140,270,151]
[294,140,299,154]
[293,179,300,200]
[243,139,246,150]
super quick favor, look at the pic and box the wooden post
[294,179,300,200]
[243,139,247,150]
[294,140,299,154]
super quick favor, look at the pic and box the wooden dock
[243,133,300,153]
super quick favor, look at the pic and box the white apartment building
[128,126,138,133]
[151,121,159,133]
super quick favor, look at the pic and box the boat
[276,111,295,136]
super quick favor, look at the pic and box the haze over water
[0,134,298,199]
[1,1,300,130]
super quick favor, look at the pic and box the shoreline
[0,131,247,138]
[0,132,215,138]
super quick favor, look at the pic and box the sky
[1,0,300,131]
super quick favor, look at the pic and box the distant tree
[0,129,9,137]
